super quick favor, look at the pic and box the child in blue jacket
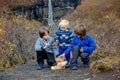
[35,27,56,70]
[59,23,96,70]
[55,19,74,67]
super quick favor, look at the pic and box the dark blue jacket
[55,27,74,49]
[64,34,96,55]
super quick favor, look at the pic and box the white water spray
[48,0,54,27]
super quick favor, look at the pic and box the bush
[0,14,40,70]
[90,56,120,73]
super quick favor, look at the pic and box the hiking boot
[72,64,78,70]
[37,64,44,70]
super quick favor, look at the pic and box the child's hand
[44,43,50,48]
[58,53,65,59]
[80,47,83,52]
[55,40,59,43]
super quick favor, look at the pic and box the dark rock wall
[12,0,81,23]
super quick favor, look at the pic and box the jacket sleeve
[50,39,59,55]
[64,36,76,55]
[52,43,59,55]
[35,39,43,51]
[54,32,60,41]
[82,37,96,55]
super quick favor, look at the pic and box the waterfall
[48,0,54,27]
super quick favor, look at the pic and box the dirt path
[0,60,119,80]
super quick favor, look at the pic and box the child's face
[60,26,67,31]
[77,34,82,38]
[43,32,49,40]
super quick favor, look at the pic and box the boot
[37,64,44,70]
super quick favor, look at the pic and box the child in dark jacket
[55,19,74,67]
[59,23,96,70]
[35,27,56,70]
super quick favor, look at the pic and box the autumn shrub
[90,59,110,73]
[0,14,40,70]
[90,55,120,73]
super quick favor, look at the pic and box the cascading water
[48,0,54,27]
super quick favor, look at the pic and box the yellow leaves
[5,60,11,68]
[90,56,120,73]
[0,57,11,69]
[0,28,3,34]
[104,15,110,19]
[0,17,6,27]
[14,55,24,64]
[5,42,15,54]
[90,59,110,73]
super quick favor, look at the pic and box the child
[55,19,74,67]
[59,23,96,70]
[35,27,56,70]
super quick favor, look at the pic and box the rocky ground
[0,59,120,80]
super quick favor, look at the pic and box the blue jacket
[64,34,96,55]
[55,27,74,49]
